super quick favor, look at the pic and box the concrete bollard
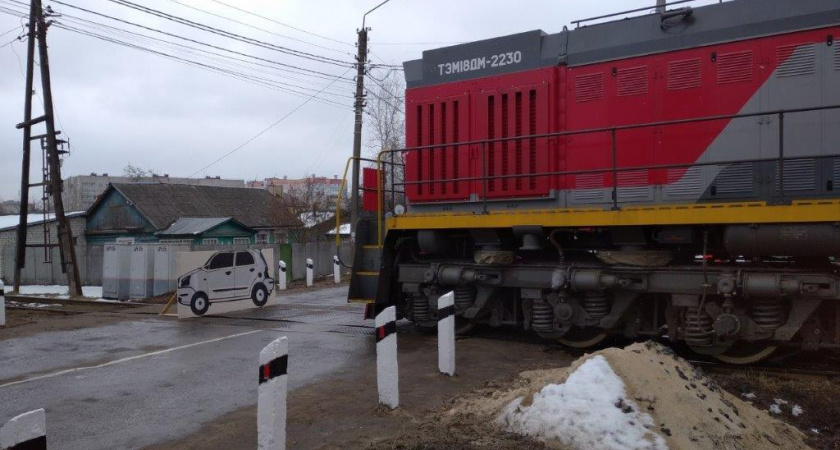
[333,255,340,284]
[375,306,399,409]
[305,258,314,287]
[0,409,46,450]
[438,291,456,376]
[278,261,287,291]
[258,336,288,450]
[0,280,5,327]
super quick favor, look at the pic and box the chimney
[103,173,108,177]
[656,0,666,13]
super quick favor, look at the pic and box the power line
[101,0,353,67]
[43,0,355,83]
[165,0,352,57]
[188,68,354,178]
[205,0,354,48]
[53,13,353,98]
[54,23,352,108]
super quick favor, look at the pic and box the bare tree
[123,163,154,181]
[284,174,333,242]
[365,69,406,211]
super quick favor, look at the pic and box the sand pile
[436,341,809,450]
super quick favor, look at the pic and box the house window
[233,237,250,245]
[255,231,269,244]
[202,238,219,245]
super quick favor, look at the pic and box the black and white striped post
[375,306,399,409]
[278,261,287,291]
[333,255,340,284]
[258,336,288,450]
[0,280,5,327]
[438,291,456,376]
[305,258,314,287]
[0,409,46,450]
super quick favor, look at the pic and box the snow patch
[498,355,668,450]
[769,404,782,415]
[773,398,789,405]
[741,392,756,399]
[17,285,104,300]
[791,405,804,417]
[811,428,820,435]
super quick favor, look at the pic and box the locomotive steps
[386,341,810,450]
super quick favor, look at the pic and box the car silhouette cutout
[177,249,275,316]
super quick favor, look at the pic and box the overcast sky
[0,0,719,201]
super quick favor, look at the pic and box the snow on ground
[741,392,756,399]
[17,285,104,300]
[791,405,804,417]
[769,404,782,415]
[7,300,62,309]
[497,355,668,450]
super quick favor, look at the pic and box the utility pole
[14,0,83,297]
[350,26,368,237]
[13,0,37,293]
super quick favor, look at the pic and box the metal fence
[1,241,354,287]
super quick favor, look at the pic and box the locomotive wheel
[557,329,609,349]
[713,344,777,365]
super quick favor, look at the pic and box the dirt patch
[394,341,809,450]
[146,333,568,450]
[713,370,840,450]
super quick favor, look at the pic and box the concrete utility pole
[14,0,83,297]
[351,0,392,238]
[350,26,368,237]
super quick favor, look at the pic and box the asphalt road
[0,286,373,450]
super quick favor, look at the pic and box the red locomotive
[348,0,840,363]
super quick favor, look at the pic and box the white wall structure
[278,261,287,291]
[0,408,46,450]
[129,245,155,299]
[258,336,288,450]
[333,255,340,284]
[102,243,131,300]
[305,258,314,287]
[438,291,456,376]
[152,244,185,296]
[375,306,399,409]
[0,280,5,327]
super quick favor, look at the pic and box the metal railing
[368,104,840,246]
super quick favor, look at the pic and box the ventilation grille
[834,158,840,184]
[616,170,650,200]
[664,167,703,197]
[715,163,754,194]
[575,73,604,102]
[835,44,840,71]
[617,66,648,97]
[775,159,815,192]
[717,51,754,84]
[667,59,702,90]
[776,44,817,78]
[573,174,605,201]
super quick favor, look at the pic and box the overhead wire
[100,0,353,67]
[44,0,355,83]
[204,0,353,47]
[187,67,355,178]
[165,0,352,57]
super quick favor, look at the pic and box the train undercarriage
[383,224,840,364]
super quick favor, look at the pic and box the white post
[305,258,314,287]
[333,255,340,284]
[278,261,287,291]
[438,291,456,376]
[0,409,46,450]
[375,306,399,409]
[258,336,288,450]
[0,280,5,327]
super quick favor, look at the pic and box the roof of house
[92,183,300,231]
[0,211,86,233]
[156,217,254,236]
